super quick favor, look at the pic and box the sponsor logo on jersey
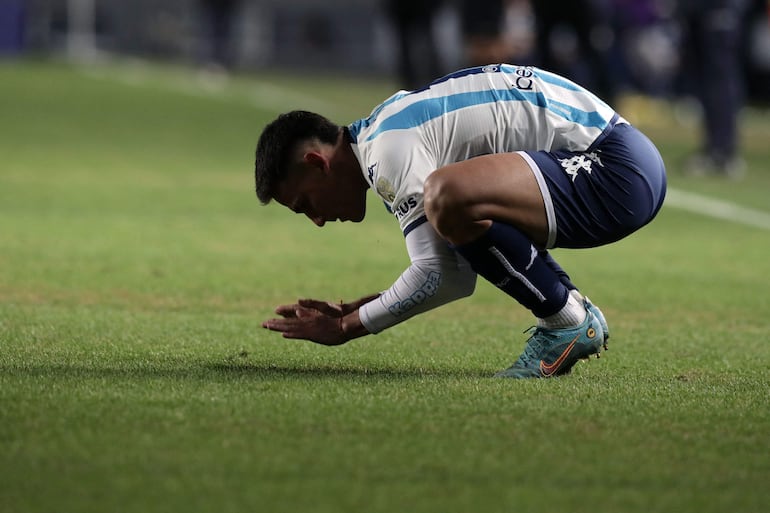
[393,195,418,220]
[512,66,535,91]
[387,271,441,316]
[483,64,533,91]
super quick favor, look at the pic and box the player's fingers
[294,305,320,318]
[262,318,285,331]
[275,304,299,317]
[263,315,314,332]
[264,320,310,341]
[298,298,341,316]
[297,298,326,312]
[262,318,340,345]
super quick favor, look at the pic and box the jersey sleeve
[358,221,477,334]
[368,131,437,235]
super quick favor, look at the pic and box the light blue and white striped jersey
[347,64,621,234]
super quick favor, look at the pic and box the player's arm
[353,138,478,332]
[358,219,477,334]
[262,220,477,344]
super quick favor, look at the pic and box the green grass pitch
[1,60,768,513]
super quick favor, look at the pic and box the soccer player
[254,64,667,378]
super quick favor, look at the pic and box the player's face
[275,165,366,226]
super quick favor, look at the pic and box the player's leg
[423,123,665,377]
[423,153,600,330]
[540,250,576,291]
[423,152,580,324]
[423,153,604,378]
[526,122,666,349]
[423,152,548,247]
[541,250,609,343]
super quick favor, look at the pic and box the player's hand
[263,303,347,346]
[274,298,347,319]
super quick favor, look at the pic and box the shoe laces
[517,326,546,365]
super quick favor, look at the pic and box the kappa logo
[558,151,603,182]
[367,162,378,184]
[525,244,538,271]
[388,271,441,316]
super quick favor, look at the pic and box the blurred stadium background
[1,0,769,102]
[2,4,769,512]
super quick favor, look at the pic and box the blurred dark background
[1,0,768,103]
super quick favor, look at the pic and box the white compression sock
[537,291,587,329]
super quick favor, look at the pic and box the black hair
[254,110,340,204]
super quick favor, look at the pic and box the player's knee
[425,172,481,244]
[424,172,463,237]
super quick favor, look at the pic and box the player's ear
[303,151,328,173]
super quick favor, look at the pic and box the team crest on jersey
[376,177,397,202]
[558,151,604,182]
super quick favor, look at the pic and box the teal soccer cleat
[495,308,605,379]
[583,296,610,348]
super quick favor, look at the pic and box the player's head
[254,110,368,226]
[255,110,340,204]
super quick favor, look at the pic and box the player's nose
[308,214,325,227]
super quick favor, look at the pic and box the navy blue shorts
[522,123,667,249]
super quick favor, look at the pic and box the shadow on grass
[206,362,493,380]
[2,362,493,381]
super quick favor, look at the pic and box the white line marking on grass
[77,59,336,114]
[246,81,336,114]
[665,187,770,231]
